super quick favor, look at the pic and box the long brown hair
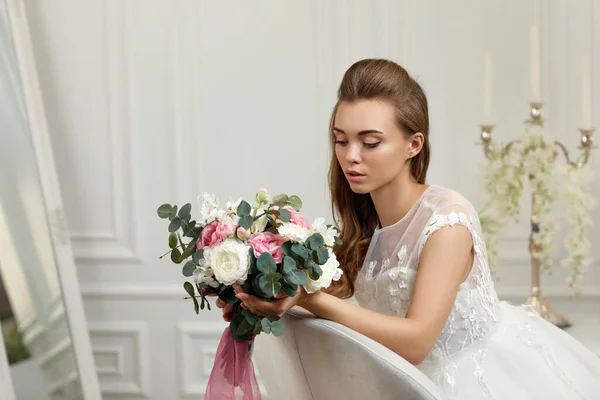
[325,59,431,299]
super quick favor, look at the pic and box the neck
[370,173,427,228]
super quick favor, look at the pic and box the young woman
[219,59,600,399]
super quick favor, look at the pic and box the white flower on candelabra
[479,124,595,292]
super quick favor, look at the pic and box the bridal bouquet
[157,188,342,399]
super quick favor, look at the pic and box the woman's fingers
[216,298,225,308]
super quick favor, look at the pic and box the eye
[363,141,381,148]
[334,140,348,145]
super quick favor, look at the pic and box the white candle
[530,25,541,102]
[484,52,493,124]
[582,54,592,129]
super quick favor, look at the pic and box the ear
[407,132,425,158]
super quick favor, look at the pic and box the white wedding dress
[354,185,600,399]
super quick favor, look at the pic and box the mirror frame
[2,0,102,398]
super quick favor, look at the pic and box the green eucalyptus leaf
[258,273,282,297]
[171,248,182,263]
[157,204,175,219]
[236,318,254,337]
[288,195,302,211]
[178,203,192,218]
[249,251,258,275]
[252,275,271,298]
[183,281,195,297]
[237,200,252,217]
[270,320,284,336]
[287,269,306,285]
[168,232,177,249]
[192,296,199,314]
[183,220,197,237]
[239,215,253,229]
[169,205,178,221]
[272,194,288,205]
[278,208,291,222]
[261,317,272,334]
[309,264,323,281]
[193,250,204,263]
[282,256,296,274]
[281,241,292,256]
[230,313,245,341]
[256,252,277,274]
[266,315,280,322]
[313,247,329,265]
[281,280,298,297]
[179,241,197,261]
[253,322,263,335]
[169,217,182,232]
[334,236,343,245]
[182,261,196,277]
[291,244,309,261]
[305,233,324,250]
[242,309,260,325]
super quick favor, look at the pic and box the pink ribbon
[204,327,262,400]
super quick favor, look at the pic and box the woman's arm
[236,224,474,365]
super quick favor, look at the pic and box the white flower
[193,267,219,288]
[277,222,311,243]
[197,192,222,226]
[203,239,251,286]
[303,250,343,294]
[225,197,243,214]
[310,217,337,247]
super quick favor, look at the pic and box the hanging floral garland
[479,124,596,292]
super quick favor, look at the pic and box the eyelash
[335,140,381,148]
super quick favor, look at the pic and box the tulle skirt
[418,301,600,399]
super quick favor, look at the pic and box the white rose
[310,217,337,247]
[277,222,311,243]
[197,192,221,226]
[203,239,251,286]
[304,250,343,294]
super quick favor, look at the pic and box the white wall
[22,0,600,398]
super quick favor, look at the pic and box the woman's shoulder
[424,184,478,215]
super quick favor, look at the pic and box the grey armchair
[253,309,447,400]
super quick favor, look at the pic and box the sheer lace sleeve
[416,198,485,289]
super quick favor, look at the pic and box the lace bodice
[354,185,501,364]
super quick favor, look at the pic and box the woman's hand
[233,284,308,317]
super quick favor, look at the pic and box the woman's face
[333,99,419,195]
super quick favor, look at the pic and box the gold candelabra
[479,102,596,329]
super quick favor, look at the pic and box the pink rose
[197,221,234,249]
[282,205,310,228]
[247,232,287,263]
[269,205,309,228]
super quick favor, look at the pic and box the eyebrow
[332,127,384,136]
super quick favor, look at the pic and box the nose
[345,143,362,165]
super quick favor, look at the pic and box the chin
[347,182,372,195]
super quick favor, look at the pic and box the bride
[219,58,600,399]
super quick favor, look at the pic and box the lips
[346,170,365,177]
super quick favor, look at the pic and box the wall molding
[93,345,125,376]
[88,320,151,397]
[69,0,140,264]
